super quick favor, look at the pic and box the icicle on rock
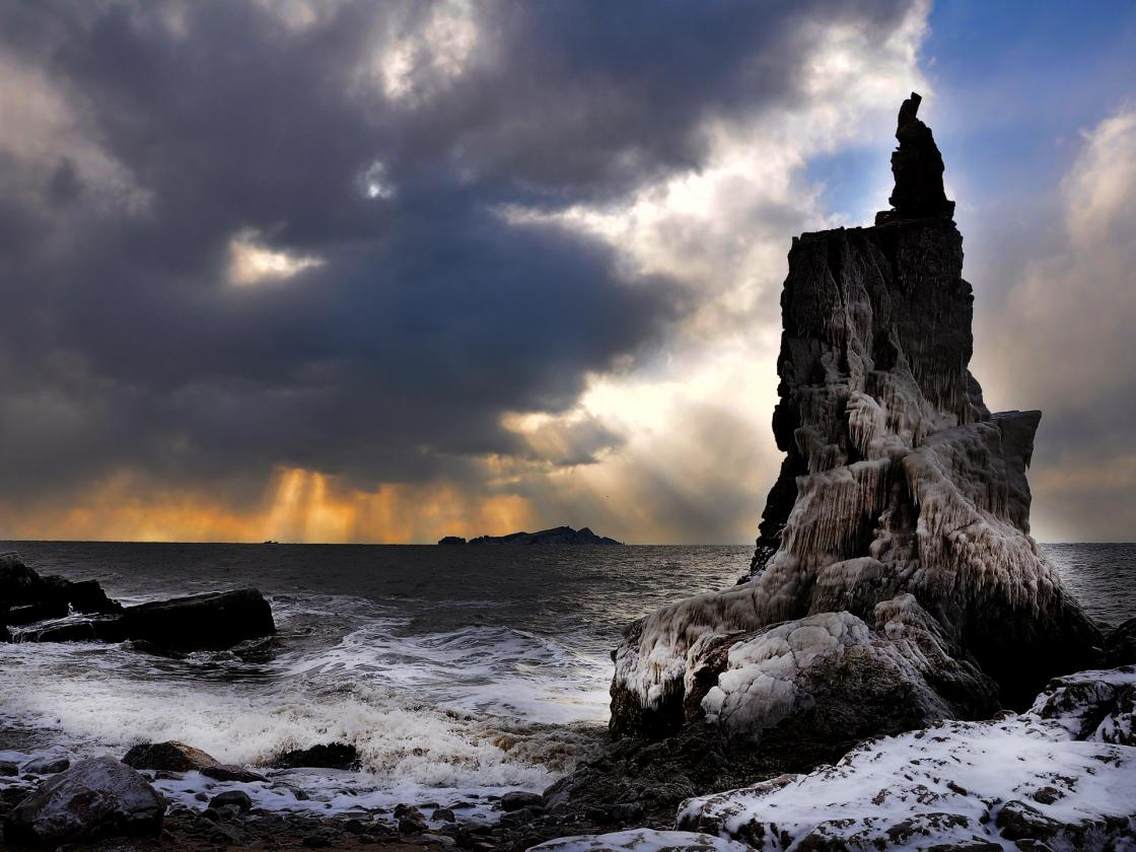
[609,94,1102,742]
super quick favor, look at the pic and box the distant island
[437,526,622,546]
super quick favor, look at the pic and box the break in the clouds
[0,0,1129,543]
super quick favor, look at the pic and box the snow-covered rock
[527,828,749,852]
[3,755,165,845]
[678,668,1136,850]
[609,94,1100,740]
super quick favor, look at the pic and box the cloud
[974,106,1136,541]
[0,0,933,542]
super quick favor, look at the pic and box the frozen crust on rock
[609,96,1101,740]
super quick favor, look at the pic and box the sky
[0,0,1133,545]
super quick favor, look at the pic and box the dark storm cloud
[0,0,916,503]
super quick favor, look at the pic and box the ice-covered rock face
[609,95,1102,740]
[677,668,1136,851]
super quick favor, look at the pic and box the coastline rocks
[1106,617,1136,666]
[501,790,544,812]
[2,553,276,652]
[3,756,165,846]
[467,526,623,546]
[609,95,1101,744]
[1,554,122,630]
[676,668,1136,850]
[528,828,750,851]
[275,742,361,770]
[123,741,266,783]
[437,536,467,545]
[119,588,275,650]
[22,754,71,776]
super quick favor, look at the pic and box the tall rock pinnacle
[607,96,1101,746]
[876,92,955,224]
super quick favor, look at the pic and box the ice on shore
[677,667,1136,850]
[528,828,749,851]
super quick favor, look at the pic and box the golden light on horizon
[0,466,539,544]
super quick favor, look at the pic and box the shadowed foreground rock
[118,588,275,650]
[3,756,165,846]
[3,554,276,652]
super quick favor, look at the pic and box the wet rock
[18,617,119,643]
[123,740,266,783]
[22,755,70,775]
[500,790,542,811]
[275,741,360,770]
[1105,617,1136,666]
[5,600,69,626]
[209,789,252,813]
[0,762,18,776]
[0,554,121,622]
[396,803,427,834]
[3,756,165,845]
[65,579,123,615]
[119,587,275,650]
[432,807,456,822]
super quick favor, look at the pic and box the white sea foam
[0,592,609,816]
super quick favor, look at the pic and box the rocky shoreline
[2,94,1135,850]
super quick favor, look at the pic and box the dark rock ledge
[1,552,274,652]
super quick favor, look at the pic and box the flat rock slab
[3,755,165,845]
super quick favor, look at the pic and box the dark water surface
[0,541,1131,815]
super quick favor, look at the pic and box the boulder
[500,790,543,812]
[275,742,360,770]
[123,741,266,783]
[0,554,122,620]
[677,668,1136,850]
[209,790,252,813]
[0,554,43,605]
[119,588,275,650]
[22,754,71,776]
[3,756,165,845]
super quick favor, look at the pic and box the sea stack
[609,94,1102,744]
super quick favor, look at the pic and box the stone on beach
[3,756,165,846]
[123,740,266,783]
[274,742,361,770]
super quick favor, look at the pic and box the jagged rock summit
[609,94,1102,746]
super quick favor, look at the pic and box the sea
[0,541,1133,819]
